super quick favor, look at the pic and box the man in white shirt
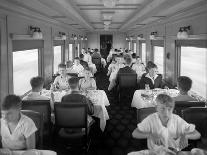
[1,95,37,150]
[23,76,49,100]
[72,57,84,74]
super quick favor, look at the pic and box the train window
[53,46,62,74]
[13,49,39,95]
[180,46,207,98]
[77,43,80,56]
[129,42,131,50]
[141,42,146,65]
[133,42,137,53]
[153,46,164,75]
[69,44,73,61]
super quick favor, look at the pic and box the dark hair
[123,53,132,65]
[30,76,44,89]
[146,61,157,72]
[177,76,192,92]
[156,94,175,108]
[68,77,79,89]
[2,94,22,110]
[79,54,84,59]
[74,57,80,60]
[94,49,98,52]
[58,63,66,69]
[132,53,137,59]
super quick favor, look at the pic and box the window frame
[175,39,207,98]
[139,40,146,65]
[68,43,73,61]
[53,45,63,74]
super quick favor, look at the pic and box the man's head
[68,77,79,90]
[30,76,44,92]
[132,53,137,59]
[79,54,84,60]
[123,53,132,66]
[177,76,192,93]
[74,57,80,65]
[147,62,158,77]
[1,95,22,122]
[66,60,73,68]
[58,63,66,75]
[155,94,175,123]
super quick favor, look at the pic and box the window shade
[12,40,44,51]
[176,40,207,48]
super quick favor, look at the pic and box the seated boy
[174,76,197,102]
[23,76,49,100]
[1,95,37,150]
[130,94,200,155]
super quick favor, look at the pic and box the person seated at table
[140,62,163,89]
[61,77,94,116]
[131,94,200,155]
[52,63,70,91]
[79,67,97,91]
[173,76,197,102]
[1,95,37,150]
[71,57,84,74]
[66,60,75,74]
[23,76,49,100]
[132,56,146,82]
[108,53,137,91]
[79,53,88,68]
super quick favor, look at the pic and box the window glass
[129,42,131,50]
[180,46,207,98]
[77,44,80,56]
[154,46,164,75]
[133,43,137,53]
[69,44,73,61]
[141,43,146,65]
[13,49,38,95]
[53,46,62,74]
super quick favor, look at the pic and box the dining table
[0,149,56,155]
[42,89,110,131]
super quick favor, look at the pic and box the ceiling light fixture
[102,0,119,8]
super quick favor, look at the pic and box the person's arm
[108,78,116,91]
[25,133,36,149]
[107,65,112,76]
[132,127,150,139]
[185,129,201,140]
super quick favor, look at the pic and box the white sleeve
[177,116,195,135]
[137,115,152,133]
[23,118,38,138]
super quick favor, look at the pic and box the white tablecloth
[43,90,110,131]
[131,89,179,109]
[0,149,56,155]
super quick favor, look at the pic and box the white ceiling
[4,0,207,32]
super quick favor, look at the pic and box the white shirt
[145,73,158,85]
[83,53,92,64]
[23,92,49,101]
[72,64,84,74]
[53,75,70,90]
[138,113,195,150]
[1,114,37,150]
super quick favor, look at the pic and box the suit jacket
[61,91,94,115]
[80,60,88,68]
[116,66,137,84]
[140,73,162,89]
[92,52,101,59]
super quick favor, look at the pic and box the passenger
[131,53,137,64]
[1,95,37,150]
[83,51,92,64]
[71,57,84,74]
[66,60,75,73]
[79,67,97,91]
[132,56,146,82]
[173,76,197,101]
[131,94,200,155]
[91,48,101,60]
[61,77,94,116]
[140,62,163,89]
[23,76,49,100]
[107,56,117,77]
[79,53,88,69]
[52,63,70,91]
[108,53,137,91]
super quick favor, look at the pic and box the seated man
[71,57,84,74]
[131,94,200,155]
[52,63,70,91]
[1,95,37,150]
[66,60,76,74]
[173,76,197,101]
[23,76,49,100]
[61,77,94,116]
[140,62,163,89]
[108,53,137,91]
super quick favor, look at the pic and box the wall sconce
[71,34,78,40]
[137,34,144,40]
[84,36,88,40]
[126,37,129,41]
[29,26,43,39]
[59,32,67,40]
[149,32,157,40]
[177,26,191,39]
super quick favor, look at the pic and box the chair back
[137,107,156,123]
[67,73,78,77]
[54,103,87,129]
[182,107,207,137]
[174,101,205,116]
[21,110,44,149]
[22,100,51,135]
[118,73,137,88]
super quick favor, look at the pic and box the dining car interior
[0,0,207,155]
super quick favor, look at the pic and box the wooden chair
[22,100,52,136]
[21,110,44,149]
[137,107,156,123]
[174,101,205,116]
[117,73,137,103]
[53,103,91,152]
